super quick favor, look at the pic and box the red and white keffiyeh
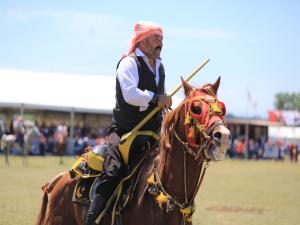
[124,21,163,57]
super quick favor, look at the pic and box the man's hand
[158,94,172,109]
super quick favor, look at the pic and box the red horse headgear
[184,90,226,149]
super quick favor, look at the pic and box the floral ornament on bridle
[183,89,226,153]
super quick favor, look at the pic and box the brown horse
[54,125,68,164]
[35,77,231,225]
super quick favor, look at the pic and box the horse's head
[181,77,230,161]
[163,77,231,161]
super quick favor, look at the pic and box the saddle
[70,145,106,205]
[70,144,150,214]
[71,144,107,178]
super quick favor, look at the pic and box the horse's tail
[35,188,49,225]
[35,172,66,225]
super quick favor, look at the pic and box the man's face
[141,33,163,59]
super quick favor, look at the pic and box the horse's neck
[157,134,203,203]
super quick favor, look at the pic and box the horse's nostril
[213,132,221,140]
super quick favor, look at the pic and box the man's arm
[117,57,154,109]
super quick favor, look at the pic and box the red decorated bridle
[174,88,226,160]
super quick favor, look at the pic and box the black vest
[112,53,165,136]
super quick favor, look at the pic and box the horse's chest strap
[146,159,209,223]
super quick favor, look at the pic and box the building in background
[0,68,182,155]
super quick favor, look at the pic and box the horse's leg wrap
[85,194,106,225]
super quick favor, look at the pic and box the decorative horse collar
[147,159,209,224]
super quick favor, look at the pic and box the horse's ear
[212,76,221,94]
[181,77,193,96]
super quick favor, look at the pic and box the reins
[147,144,209,224]
[173,128,211,204]
[147,119,212,224]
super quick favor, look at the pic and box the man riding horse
[85,21,172,225]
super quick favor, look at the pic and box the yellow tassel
[184,113,190,125]
[156,192,169,209]
[147,174,155,185]
[180,205,195,222]
[180,206,192,215]
[188,126,195,138]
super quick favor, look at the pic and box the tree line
[275,92,300,111]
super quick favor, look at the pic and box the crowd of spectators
[0,120,109,156]
[1,119,299,163]
[227,137,299,162]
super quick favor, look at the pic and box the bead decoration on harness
[147,159,210,223]
[147,159,198,222]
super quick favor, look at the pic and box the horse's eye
[191,104,202,115]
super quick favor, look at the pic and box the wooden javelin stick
[120,59,210,143]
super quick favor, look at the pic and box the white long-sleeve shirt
[116,48,162,111]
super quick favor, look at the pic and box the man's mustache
[155,46,162,51]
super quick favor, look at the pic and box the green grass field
[0,156,299,225]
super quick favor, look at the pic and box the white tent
[0,68,183,154]
[269,125,300,140]
[0,68,182,113]
[0,68,115,113]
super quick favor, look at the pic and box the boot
[85,194,106,225]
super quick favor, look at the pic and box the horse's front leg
[23,144,29,167]
[4,146,10,166]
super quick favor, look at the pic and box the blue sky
[0,0,299,118]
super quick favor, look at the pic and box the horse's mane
[159,100,184,151]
